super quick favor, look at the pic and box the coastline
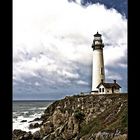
[13,94,128,140]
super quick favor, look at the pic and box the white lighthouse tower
[91,32,105,93]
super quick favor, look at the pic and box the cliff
[13,94,128,140]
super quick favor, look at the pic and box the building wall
[105,88,112,94]
[92,49,105,92]
[98,85,120,94]
[98,85,106,94]
[114,88,120,93]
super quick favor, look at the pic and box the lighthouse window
[101,67,103,75]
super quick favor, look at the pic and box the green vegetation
[105,105,128,133]
[78,97,128,138]
[74,110,85,122]
[42,94,127,139]
[79,117,102,138]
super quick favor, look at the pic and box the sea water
[13,100,54,133]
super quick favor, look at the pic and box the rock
[62,130,74,140]
[29,123,40,129]
[86,112,93,123]
[40,121,54,135]
[12,94,128,140]
[29,117,41,123]
[19,136,24,140]
[12,129,27,140]
[95,131,104,140]
[95,131,126,140]
[112,134,127,140]
[42,135,49,140]
[33,131,41,140]
[42,133,55,140]
[52,109,64,128]
[23,131,33,139]
[33,117,41,121]
[13,129,27,136]
[54,124,66,137]
[12,129,33,140]
[20,120,27,123]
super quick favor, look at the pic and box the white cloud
[35,82,40,86]
[13,0,127,98]
[105,69,123,81]
[76,80,88,85]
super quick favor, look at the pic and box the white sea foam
[13,110,44,133]
[28,107,37,110]
[38,107,48,110]
[13,121,40,133]
[13,114,42,133]
[13,101,53,133]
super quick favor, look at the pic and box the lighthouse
[91,32,105,93]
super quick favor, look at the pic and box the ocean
[13,100,54,133]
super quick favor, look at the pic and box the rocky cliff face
[13,94,128,140]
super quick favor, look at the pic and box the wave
[13,113,43,133]
[13,110,43,133]
[13,101,52,133]
[38,107,48,110]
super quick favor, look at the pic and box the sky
[13,0,127,100]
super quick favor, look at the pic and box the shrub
[74,110,85,122]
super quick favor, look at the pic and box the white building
[96,80,121,94]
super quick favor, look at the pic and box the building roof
[97,82,121,89]
[94,32,101,37]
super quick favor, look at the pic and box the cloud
[13,0,127,100]
[76,80,89,85]
[105,69,123,81]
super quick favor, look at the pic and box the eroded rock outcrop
[13,94,128,140]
